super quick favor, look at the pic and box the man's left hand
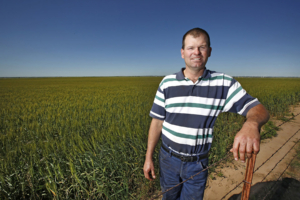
[230,121,260,162]
[230,104,269,162]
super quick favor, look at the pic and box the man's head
[181,28,212,73]
[182,28,211,49]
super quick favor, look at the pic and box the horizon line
[1,75,300,79]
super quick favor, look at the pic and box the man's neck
[183,67,205,83]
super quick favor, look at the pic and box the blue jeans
[159,147,208,200]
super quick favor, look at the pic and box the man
[143,28,269,199]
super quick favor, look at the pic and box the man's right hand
[143,158,156,181]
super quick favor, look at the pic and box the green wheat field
[1,77,300,199]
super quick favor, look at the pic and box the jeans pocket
[159,148,179,175]
[197,157,208,171]
[159,147,169,162]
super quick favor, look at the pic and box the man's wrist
[145,152,154,160]
[244,120,260,130]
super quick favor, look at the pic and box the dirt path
[204,103,300,200]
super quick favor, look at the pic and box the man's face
[181,34,212,71]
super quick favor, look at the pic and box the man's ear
[181,49,184,59]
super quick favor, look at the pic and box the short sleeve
[222,78,260,116]
[149,86,166,120]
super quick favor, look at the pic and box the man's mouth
[192,58,201,61]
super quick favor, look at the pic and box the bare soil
[204,103,300,200]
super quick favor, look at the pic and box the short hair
[182,28,211,49]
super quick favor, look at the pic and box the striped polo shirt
[150,68,260,156]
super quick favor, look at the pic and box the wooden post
[241,154,257,200]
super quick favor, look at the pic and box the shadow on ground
[228,178,300,200]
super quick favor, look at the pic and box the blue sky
[1,0,299,77]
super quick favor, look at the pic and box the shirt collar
[175,68,211,80]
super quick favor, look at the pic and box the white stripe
[226,81,241,98]
[161,80,191,90]
[163,74,177,79]
[153,99,165,108]
[166,96,225,106]
[199,78,231,87]
[210,72,223,77]
[162,128,213,146]
[156,90,165,100]
[163,121,213,136]
[161,78,232,90]
[160,74,177,84]
[160,73,233,90]
[166,106,222,116]
[238,98,259,115]
[210,72,232,79]
[223,88,247,112]
[150,111,165,119]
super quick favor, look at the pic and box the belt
[161,144,208,162]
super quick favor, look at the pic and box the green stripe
[155,95,165,102]
[165,103,223,110]
[163,126,213,140]
[224,86,243,107]
[202,75,232,81]
[159,78,185,87]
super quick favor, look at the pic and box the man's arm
[143,118,163,181]
[230,104,270,162]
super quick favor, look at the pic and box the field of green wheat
[0,77,300,199]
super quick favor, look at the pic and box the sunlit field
[1,77,300,199]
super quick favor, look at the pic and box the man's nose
[194,48,201,55]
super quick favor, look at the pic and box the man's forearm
[143,118,163,181]
[245,103,270,129]
[145,118,163,159]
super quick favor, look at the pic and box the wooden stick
[241,154,257,200]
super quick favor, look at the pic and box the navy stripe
[162,134,212,155]
[158,86,164,94]
[165,85,229,99]
[230,78,237,86]
[165,113,218,129]
[150,103,166,119]
[241,101,260,116]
